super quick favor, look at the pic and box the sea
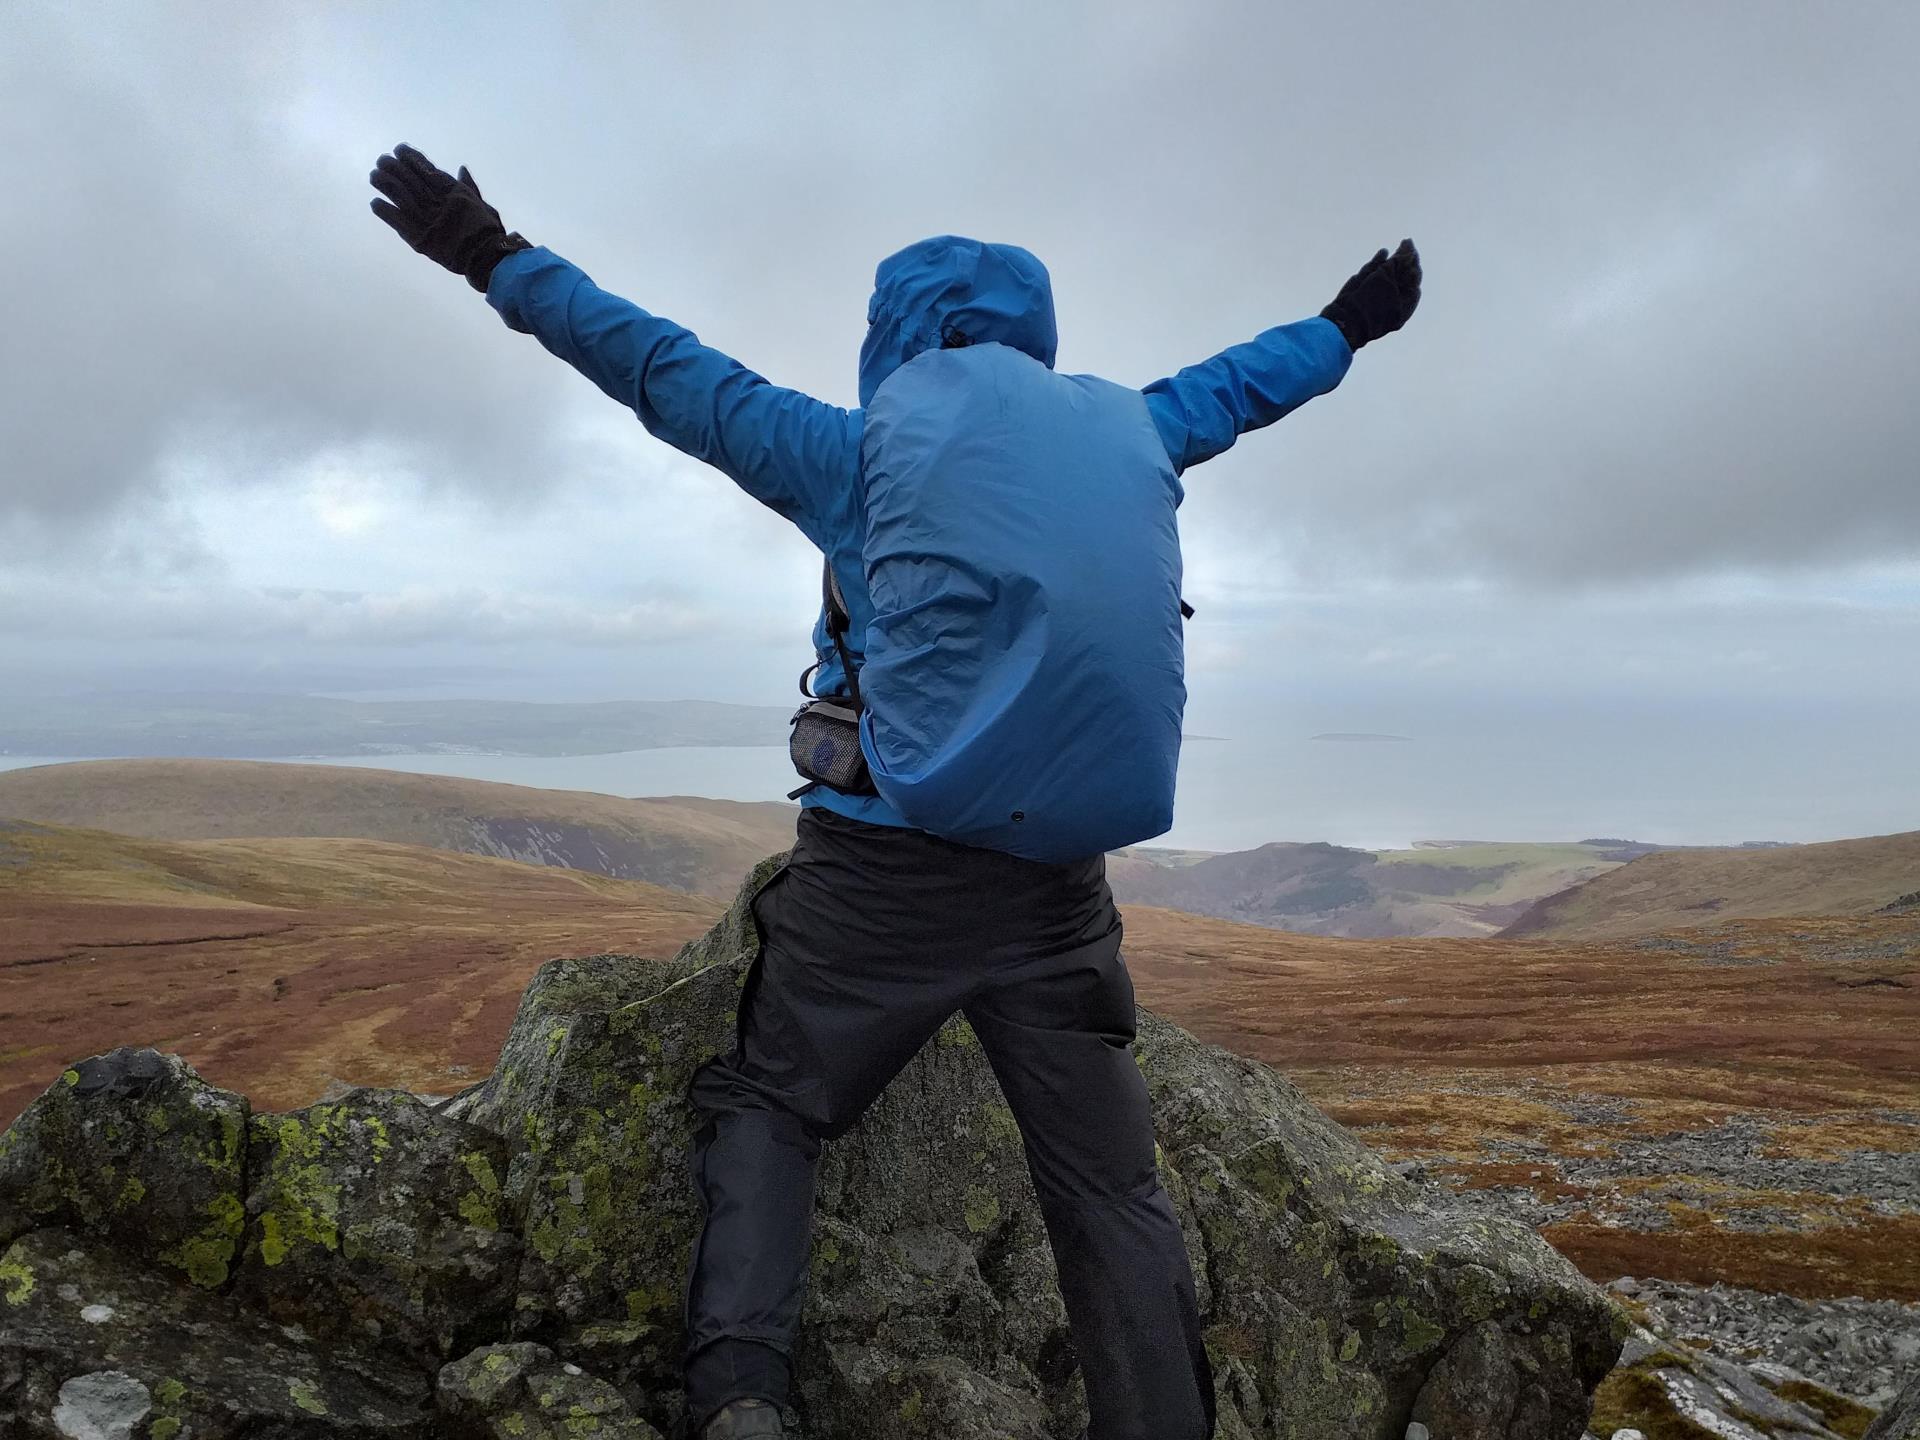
[4,716,1914,853]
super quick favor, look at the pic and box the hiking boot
[701,1399,784,1439]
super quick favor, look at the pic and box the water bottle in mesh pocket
[788,700,876,796]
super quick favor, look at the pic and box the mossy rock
[454,857,1623,1436]
[235,1088,520,1363]
[0,1228,431,1437]
[0,1049,247,1289]
[1589,1325,1866,1440]
[435,1342,663,1439]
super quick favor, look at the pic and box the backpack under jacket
[850,340,1187,862]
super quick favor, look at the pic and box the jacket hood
[858,235,1057,407]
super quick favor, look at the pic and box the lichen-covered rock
[802,1347,1055,1440]
[1867,1370,1920,1440]
[0,1228,431,1437]
[457,857,1624,1437]
[1411,1321,1521,1438]
[0,855,1628,1438]
[440,856,791,1385]
[0,1048,248,1290]
[435,1342,664,1438]
[1588,1322,1870,1440]
[236,1088,520,1363]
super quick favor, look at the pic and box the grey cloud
[2,0,1916,594]
[0,6,582,556]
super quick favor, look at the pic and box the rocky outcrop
[1609,1276,1920,1412]
[1587,1318,1889,1440]
[437,1344,663,1439]
[1866,1369,1920,1440]
[2,857,1626,1437]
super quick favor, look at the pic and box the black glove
[369,144,531,293]
[1320,238,1421,351]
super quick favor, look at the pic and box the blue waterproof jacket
[488,236,1353,834]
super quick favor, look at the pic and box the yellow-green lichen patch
[62,1068,80,1087]
[962,1184,1000,1235]
[624,1281,677,1322]
[977,1101,1020,1147]
[115,1174,146,1211]
[211,1108,246,1170]
[149,1377,190,1440]
[935,1020,980,1049]
[251,1113,343,1265]
[163,1190,246,1287]
[459,1150,504,1231]
[287,1377,328,1415]
[0,1247,34,1304]
[1352,1234,1402,1270]
[1398,1310,1447,1355]
[1228,1137,1299,1209]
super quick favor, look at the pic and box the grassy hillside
[1503,829,1920,940]
[0,819,719,1123]
[0,758,796,896]
[1109,838,1625,937]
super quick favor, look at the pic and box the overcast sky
[2,4,1917,767]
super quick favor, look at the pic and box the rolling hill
[1502,829,1920,940]
[0,758,797,897]
[1108,839,1627,937]
[2,760,1624,935]
[0,818,720,1123]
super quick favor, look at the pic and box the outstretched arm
[486,248,858,533]
[1142,317,1353,475]
[1141,239,1420,475]
[370,145,855,534]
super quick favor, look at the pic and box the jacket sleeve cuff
[484,244,555,333]
[1308,313,1356,369]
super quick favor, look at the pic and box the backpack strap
[820,559,865,712]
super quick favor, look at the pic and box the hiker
[371,144,1419,1440]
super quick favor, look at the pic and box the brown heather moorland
[4,818,1917,1300]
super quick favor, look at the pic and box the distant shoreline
[1310,732,1414,744]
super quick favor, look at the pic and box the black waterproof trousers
[682,808,1213,1439]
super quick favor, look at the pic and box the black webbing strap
[822,560,864,711]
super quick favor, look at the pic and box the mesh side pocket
[789,701,876,795]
